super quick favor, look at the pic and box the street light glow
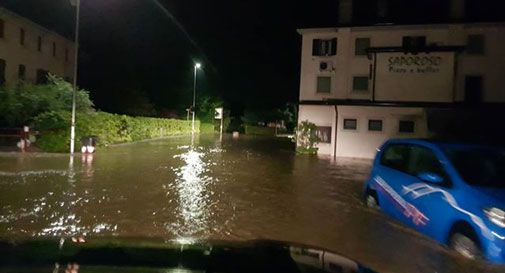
[195,63,202,69]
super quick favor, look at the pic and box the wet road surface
[0,135,503,273]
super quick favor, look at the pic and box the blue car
[364,139,505,263]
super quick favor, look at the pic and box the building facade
[298,18,505,158]
[0,7,75,86]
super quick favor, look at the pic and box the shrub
[33,111,197,152]
[294,121,320,154]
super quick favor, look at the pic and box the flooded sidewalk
[0,135,502,273]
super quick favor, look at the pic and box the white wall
[298,105,336,156]
[299,23,505,103]
[298,105,428,159]
[0,8,75,86]
[335,106,428,159]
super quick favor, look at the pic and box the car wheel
[450,233,481,260]
[365,190,379,210]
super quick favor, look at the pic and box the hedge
[33,111,199,152]
[244,125,276,136]
[200,123,215,134]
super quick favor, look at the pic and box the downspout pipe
[334,105,338,158]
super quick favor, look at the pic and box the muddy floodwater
[0,135,503,273]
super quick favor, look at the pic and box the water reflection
[168,144,212,237]
[81,154,94,183]
[38,156,82,237]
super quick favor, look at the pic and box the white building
[0,7,75,86]
[297,0,505,159]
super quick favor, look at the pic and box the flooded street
[0,135,502,273]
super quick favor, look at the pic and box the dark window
[402,36,426,48]
[353,76,369,91]
[36,69,49,84]
[466,34,485,55]
[399,120,415,133]
[368,120,383,131]
[65,48,69,62]
[37,36,42,52]
[312,38,337,56]
[445,147,505,188]
[465,75,483,103]
[18,64,26,80]
[52,42,56,57]
[0,19,4,38]
[0,59,6,86]
[316,76,331,93]
[19,28,25,45]
[343,119,357,130]
[407,145,446,181]
[355,37,370,56]
[316,126,332,143]
[381,144,410,172]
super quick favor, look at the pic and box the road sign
[215,107,223,119]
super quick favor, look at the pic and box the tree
[196,95,224,122]
[0,74,93,126]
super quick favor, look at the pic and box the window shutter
[312,39,321,56]
[330,38,337,55]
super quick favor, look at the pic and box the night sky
[1,0,504,116]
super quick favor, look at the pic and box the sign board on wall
[374,52,455,102]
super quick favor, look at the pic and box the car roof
[385,138,504,150]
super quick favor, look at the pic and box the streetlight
[69,0,80,154]
[191,62,201,135]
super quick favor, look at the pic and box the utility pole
[69,0,80,154]
[191,63,201,135]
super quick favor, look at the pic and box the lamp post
[191,62,201,135]
[69,0,80,154]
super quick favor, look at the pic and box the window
[368,120,383,131]
[352,76,369,91]
[445,147,505,188]
[19,28,25,45]
[0,19,4,38]
[316,126,332,143]
[52,42,56,57]
[399,120,415,133]
[408,146,446,181]
[465,75,483,103]
[65,48,69,62]
[316,76,331,93]
[381,144,410,172]
[37,36,42,52]
[355,38,370,56]
[0,59,5,86]
[18,64,26,80]
[36,69,49,84]
[466,34,485,55]
[343,119,357,130]
[382,144,448,183]
[402,36,426,48]
[312,38,337,56]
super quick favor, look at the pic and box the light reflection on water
[168,146,211,236]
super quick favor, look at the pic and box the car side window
[380,144,410,172]
[407,145,448,183]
